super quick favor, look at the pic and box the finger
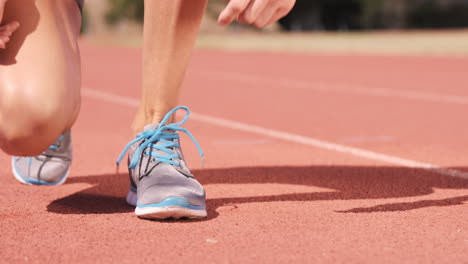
[0,35,9,46]
[0,0,7,23]
[0,30,11,37]
[251,5,278,28]
[0,21,20,33]
[236,0,254,24]
[242,0,268,24]
[237,15,248,25]
[264,8,290,27]
[218,0,251,26]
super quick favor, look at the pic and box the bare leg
[132,0,208,133]
[0,0,81,155]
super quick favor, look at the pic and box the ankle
[132,107,174,134]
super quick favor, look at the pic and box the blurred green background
[81,0,468,56]
[84,0,468,32]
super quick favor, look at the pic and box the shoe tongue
[143,123,160,132]
[141,123,173,136]
[140,123,176,160]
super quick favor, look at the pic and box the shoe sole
[127,190,207,220]
[11,158,70,186]
[136,206,207,220]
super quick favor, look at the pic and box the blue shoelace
[48,135,64,150]
[116,106,204,169]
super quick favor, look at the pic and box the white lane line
[197,70,468,105]
[82,88,468,180]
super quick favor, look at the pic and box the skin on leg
[132,0,208,133]
[0,0,82,156]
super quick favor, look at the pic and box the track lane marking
[82,88,468,180]
[196,70,468,105]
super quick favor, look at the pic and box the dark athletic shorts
[76,0,84,13]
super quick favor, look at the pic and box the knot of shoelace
[48,135,64,150]
[116,106,204,169]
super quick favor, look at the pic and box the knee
[0,87,80,156]
[0,107,78,156]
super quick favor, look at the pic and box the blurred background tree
[83,0,468,33]
[280,0,468,31]
[105,0,144,25]
[407,0,468,28]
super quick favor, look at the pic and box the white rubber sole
[11,158,70,186]
[127,190,207,219]
[135,206,207,220]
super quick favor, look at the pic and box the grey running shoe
[12,131,72,186]
[117,106,206,220]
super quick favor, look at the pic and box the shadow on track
[47,166,468,220]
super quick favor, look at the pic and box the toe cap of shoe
[13,157,70,185]
[137,176,206,207]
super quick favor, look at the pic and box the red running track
[1,40,467,263]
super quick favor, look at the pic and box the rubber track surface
[1,40,467,263]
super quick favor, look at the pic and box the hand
[0,0,20,49]
[218,0,295,28]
